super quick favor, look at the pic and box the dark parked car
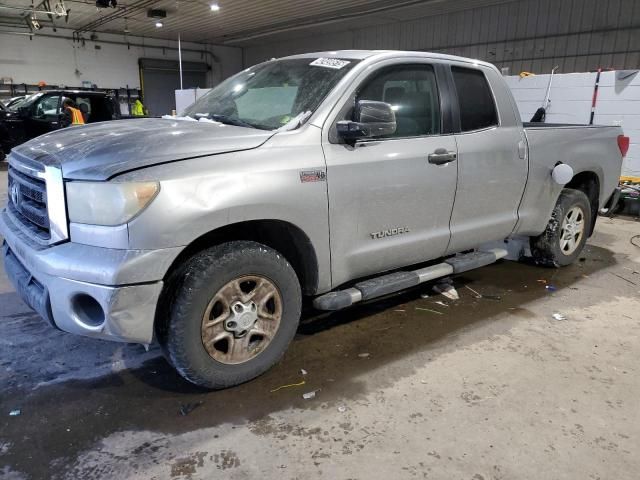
[0,90,127,160]
[3,96,27,109]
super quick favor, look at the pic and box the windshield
[8,93,39,111]
[183,57,359,130]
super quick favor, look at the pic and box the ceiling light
[155,21,163,27]
[30,12,42,30]
[210,3,220,11]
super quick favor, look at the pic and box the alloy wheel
[201,275,282,364]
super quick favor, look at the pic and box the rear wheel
[530,189,591,267]
[161,241,302,389]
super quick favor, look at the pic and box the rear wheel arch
[565,170,600,236]
[530,188,591,267]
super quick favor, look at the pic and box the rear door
[323,60,458,287]
[446,64,527,253]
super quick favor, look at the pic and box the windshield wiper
[208,114,258,129]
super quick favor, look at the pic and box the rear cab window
[451,66,498,132]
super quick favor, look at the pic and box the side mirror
[337,100,396,141]
[17,106,29,118]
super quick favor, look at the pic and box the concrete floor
[1,166,639,480]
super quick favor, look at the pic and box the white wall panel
[506,71,640,177]
[0,28,242,89]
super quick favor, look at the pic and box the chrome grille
[7,163,51,241]
[9,168,46,203]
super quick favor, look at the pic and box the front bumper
[1,209,183,344]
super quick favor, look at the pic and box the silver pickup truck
[1,51,628,389]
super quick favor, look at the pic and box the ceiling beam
[73,0,157,34]
[0,2,66,16]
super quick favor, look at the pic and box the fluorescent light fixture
[210,3,220,11]
[155,21,163,27]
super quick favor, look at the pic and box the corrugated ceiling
[0,0,519,44]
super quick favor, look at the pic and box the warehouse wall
[0,29,243,89]
[507,71,640,178]
[244,0,640,75]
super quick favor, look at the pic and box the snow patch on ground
[0,466,27,480]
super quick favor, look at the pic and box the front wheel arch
[161,219,320,296]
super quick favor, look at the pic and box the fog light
[71,293,105,328]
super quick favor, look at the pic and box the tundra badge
[370,227,410,239]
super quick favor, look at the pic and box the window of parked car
[356,64,441,138]
[451,66,498,132]
[34,94,62,120]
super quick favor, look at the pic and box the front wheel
[161,241,302,389]
[530,189,592,267]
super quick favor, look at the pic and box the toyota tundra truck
[0,51,628,389]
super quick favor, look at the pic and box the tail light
[618,135,630,157]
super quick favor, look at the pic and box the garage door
[139,58,208,116]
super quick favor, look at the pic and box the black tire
[160,241,302,389]
[530,189,592,267]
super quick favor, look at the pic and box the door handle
[518,140,526,159]
[428,149,457,165]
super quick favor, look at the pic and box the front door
[25,94,62,139]
[323,62,458,287]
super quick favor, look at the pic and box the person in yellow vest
[132,98,146,116]
[61,98,86,127]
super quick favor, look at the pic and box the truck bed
[515,123,623,236]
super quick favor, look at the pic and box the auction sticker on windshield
[310,58,351,69]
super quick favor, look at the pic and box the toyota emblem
[10,182,20,207]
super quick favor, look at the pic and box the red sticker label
[300,170,326,183]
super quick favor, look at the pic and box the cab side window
[356,64,441,138]
[33,95,61,119]
[451,67,498,132]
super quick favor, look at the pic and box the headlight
[66,181,159,226]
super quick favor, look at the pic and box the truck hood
[11,118,275,181]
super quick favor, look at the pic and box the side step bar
[313,248,507,311]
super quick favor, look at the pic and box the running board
[313,248,507,311]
